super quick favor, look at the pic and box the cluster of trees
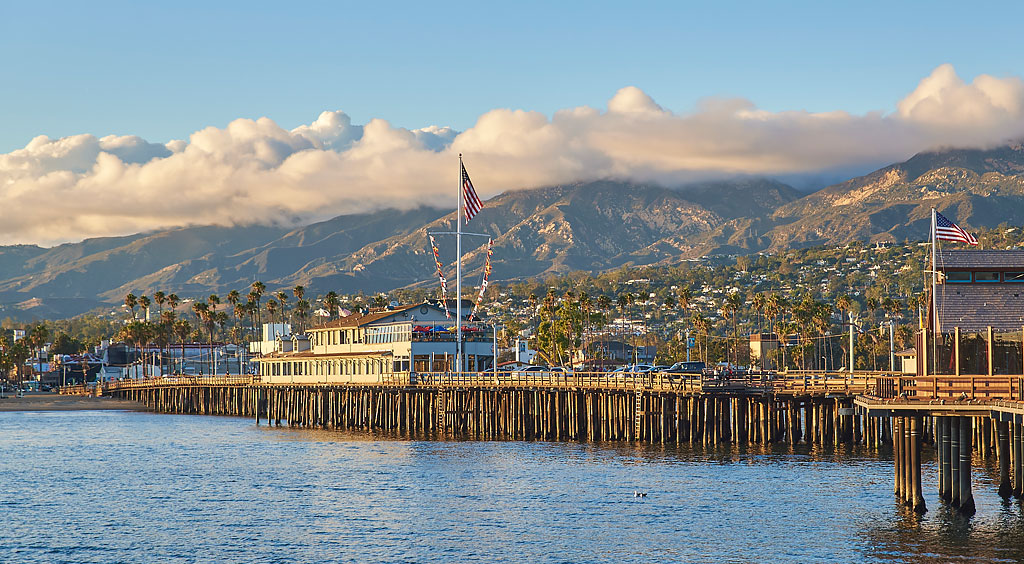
[489,238,934,370]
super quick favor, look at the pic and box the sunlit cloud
[2,64,1023,246]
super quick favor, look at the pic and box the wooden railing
[67,370,885,396]
[869,375,1024,401]
[67,370,1024,401]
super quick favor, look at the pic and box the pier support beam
[1015,415,1024,498]
[910,416,926,513]
[939,416,951,501]
[894,416,904,501]
[997,420,1012,498]
[951,416,961,507]
[959,416,976,516]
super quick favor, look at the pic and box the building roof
[259,350,393,360]
[312,304,422,330]
[937,250,1024,270]
[935,284,1024,332]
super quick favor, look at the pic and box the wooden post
[959,416,976,515]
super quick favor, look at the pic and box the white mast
[456,154,464,375]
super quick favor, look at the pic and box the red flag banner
[429,235,452,319]
[472,238,494,316]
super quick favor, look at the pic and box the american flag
[461,163,483,221]
[935,211,978,245]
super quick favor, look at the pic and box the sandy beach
[0,391,144,412]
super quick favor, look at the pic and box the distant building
[748,333,779,369]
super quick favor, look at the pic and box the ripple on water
[2,411,1024,563]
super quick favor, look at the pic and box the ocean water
[1,410,1023,563]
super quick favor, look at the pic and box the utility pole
[849,311,856,375]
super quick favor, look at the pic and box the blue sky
[5,1,1024,245]
[3,0,1024,152]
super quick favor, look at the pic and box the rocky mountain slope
[5,142,1024,319]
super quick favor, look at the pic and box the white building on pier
[256,302,495,384]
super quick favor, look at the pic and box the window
[1006,272,1024,283]
[945,271,971,283]
[975,271,1000,283]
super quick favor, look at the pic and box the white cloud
[2,64,1024,246]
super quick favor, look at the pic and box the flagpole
[456,154,463,376]
[931,208,937,334]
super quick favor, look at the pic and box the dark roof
[935,284,1024,331]
[313,304,422,330]
[937,250,1024,270]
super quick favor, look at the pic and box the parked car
[611,364,654,375]
[663,361,706,375]
[512,366,548,378]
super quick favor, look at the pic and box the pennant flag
[935,212,978,246]
[461,162,483,221]
[472,238,494,316]
[428,235,452,319]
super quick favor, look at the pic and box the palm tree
[751,293,767,333]
[192,302,210,371]
[322,292,339,323]
[250,281,266,329]
[138,295,151,321]
[617,292,634,364]
[166,293,180,315]
[27,324,49,379]
[174,319,192,374]
[153,291,166,316]
[690,313,709,363]
[265,299,279,327]
[293,285,305,303]
[124,293,138,320]
[157,310,176,374]
[294,299,311,332]
[276,291,290,324]
[865,296,879,324]
[724,292,743,363]
[213,311,228,374]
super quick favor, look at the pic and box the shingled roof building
[255,302,495,384]
[923,250,1024,375]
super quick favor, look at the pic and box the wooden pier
[77,370,1024,515]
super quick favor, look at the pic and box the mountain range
[5,143,1024,319]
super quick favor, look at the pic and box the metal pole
[456,155,463,375]
[888,322,895,372]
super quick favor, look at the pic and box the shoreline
[0,392,145,412]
